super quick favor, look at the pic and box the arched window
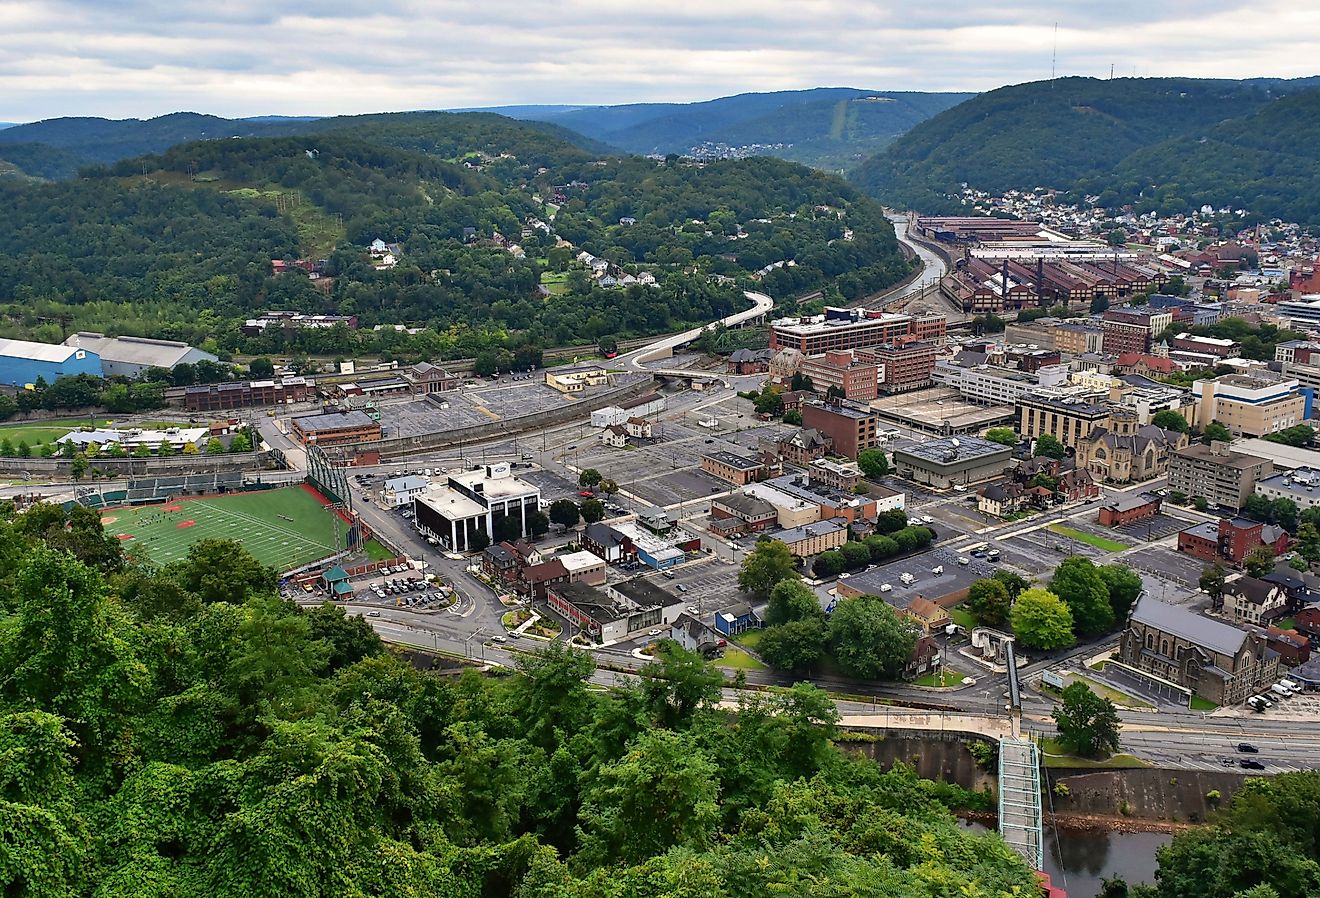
[1146,632,1154,650]
[1161,638,1170,657]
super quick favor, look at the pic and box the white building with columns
[412,463,542,552]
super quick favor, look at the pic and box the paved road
[628,290,774,371]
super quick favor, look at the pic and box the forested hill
[0,109,609,179]
[850,75,1320,222]
[501,88,974,170]
[0,118,912,361]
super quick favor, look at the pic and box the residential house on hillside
[1223,577,1290,627]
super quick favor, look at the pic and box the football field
[99,485,345,571]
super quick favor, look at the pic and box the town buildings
[860,340,938,392]
[1254,467,1320,511]
[701,450,779,486]
[241,311,358,335]
[544,364,612,393]
[1177,517,1290,569]
[800,399,878,459]
[545,579,682,644]
[776,428,832,465]
[1167,442,1272,510]
[413,462,541,552]
[708,494,778,537]
[1097,494,1162,527]
[1192,373,1308,437]
[798,349,879,401]
[380,474,428,507]
[1075,414,1188,484]
[63,332,217,378]
[1119,595,1279,706]
[289,409,383,447]
[774,519,849,557]
[1222,577,1289,628]
[1101,308,1174,355]
[892,435,1013,490]
[1016,395,1112,451]
[769,307,946,354]
[0,337,102,387]
[184,377,314,412]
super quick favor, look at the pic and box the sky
[2,0,1319,121]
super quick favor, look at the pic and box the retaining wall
[0,450,283,477]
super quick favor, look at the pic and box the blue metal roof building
[0,338,102,387]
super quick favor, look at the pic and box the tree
[578,468,602,490]
[1090,295,1110,314]
[874,509,907,534]
[766,578,823,626]
[171,538,278,604]
[1010,587,1074,650]
[527,510,550,537]
[782,409,803,426]
[1192,496,1210,512]
[757,618,826,673]
[1033,434,1066,460]
[826,594,918,680]
[639,641,723,729]
[789,372,814,392]
[579,498,605,523]
[16,440,31,458]
[1052,682,1121,757]
[1202,421,1233,444]
[857,448,889,478]
[992,569,1030,599]
[1099,565,1143,621]
[967,578,1011,628]
[984,427,1019,447]
[305,601,383,671]
[753,390,784,416]
[69,452,88,481]
[1271,498,1299,533]
[598,478,619,498]
[548,499,580,529]
[1200,563,1227,605]
[468,530,491,552]
[1051,557,1115,636]
[0,437,13,456]
[1151,410,1190,433]
[157,439,174,457]
[206,437,225,454]
[597,336,618,356]
[840,541,871,569]
[737,539,797,599]
[812,549,848,578]
[248,357,275,378]
[1245,544,1275,578]
[577,728,720,867]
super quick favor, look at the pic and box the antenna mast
[1051,23,1057,86]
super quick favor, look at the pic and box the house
[713,602,762,637]
[1222,577,1289,627]
[582,522,637,564]
[380,474,428,508]
[1098,494,1162,527]
[905,635,941,678]
[777,428,832,465]
[405,362,460,394]
[545,581,674,644]
[727,348,774,375]
[709,493,778,535]
[978,482,1026,518]
[701,450,779,486]
[669,613,725,656]
[638,507,674,534]
[1263,626,1310,667]
[884,593,952,635]
[522,558,569,601]
[625,417,653,439]
[601,425,628,448]
[481,543,523,586]
[1297,605,1320,641]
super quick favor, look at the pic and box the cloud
[0,0,1316,120]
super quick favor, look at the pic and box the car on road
[648,628,662,637]
[491,635,507,643]
[1237,742,1259,753]
[366,610,381,617]
[1239,759,1266,770]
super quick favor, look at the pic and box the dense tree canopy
[0,498,1040,897]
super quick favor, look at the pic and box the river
[959,821,1172,896]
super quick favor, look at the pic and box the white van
[1280,678,1302,692]
[1270,683,1292,698]
[899,572,915,586]
[879,583,893,592]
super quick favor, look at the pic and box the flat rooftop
[292,409,377,431]
[895,435,1009,464]
[703,451,765,470]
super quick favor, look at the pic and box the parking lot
[869,387,1015,434]
[1107,512,1186,542]
[638,558,746,616]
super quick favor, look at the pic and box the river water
[959,821,1172,896]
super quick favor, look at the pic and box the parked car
[579,490,595,498]
[1239,759,1266,770]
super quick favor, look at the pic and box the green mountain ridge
[851,75,1320,224]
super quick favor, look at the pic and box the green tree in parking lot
[580,498,605,524]
[578,468,602,490]
[863,534,899,561]
[737,539,797,599]
[598,478,619,498]
[1052,682,1121,758]
[549,499,581,529]
[1200,562,1227,604]
[1010,587,1074,651]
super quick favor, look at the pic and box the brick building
[701,451,778,486]
[799,349,880,401]
[800,400,878,459]
[1097,494,1162,527]
[859,340,938,393]
[289,409,383,446]
[184,377,314,412]
[769,307,946,354]
[1177,517,1290,568]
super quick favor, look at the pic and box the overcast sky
[2,0,1318,121]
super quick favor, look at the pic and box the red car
[579,490,595,498]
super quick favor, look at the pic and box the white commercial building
[380,474,429,507]
[413,463,541,552]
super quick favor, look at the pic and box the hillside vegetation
[851,75,1320,224]
[510,88,973,170]
[0,507,1039,897]
[0,113,911,360]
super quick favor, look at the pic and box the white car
[879,583,892,592]
[957,556,970,565]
